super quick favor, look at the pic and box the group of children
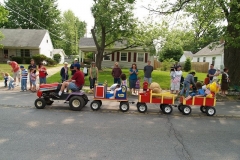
[2,66,38,92]
[108,74,149,99]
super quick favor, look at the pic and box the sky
[57,0,151,36]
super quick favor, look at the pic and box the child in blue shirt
[185,82,205,100]
[20,66,28,92]
[2,72,8,87]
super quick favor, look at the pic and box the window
[137,53,144,62]
[16,49,30,57]
[46,39,48,43]
[212,57,216,65]
[103,52,111,61]
[4,49,8,58]
[120,52,128,62]
[197,57,200,62]
[203,57,206,62]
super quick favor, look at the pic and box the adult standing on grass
[7,60,20,86]
[60,62,69,83]
[220,68,230,96]
[112,62,122,84]
[170,66,182,94]
[144,60,153,84]
[208,64,216,83]
[70,58,79,75]
[89,61,98,92]
[28,59,37,90]
[129,63,138,95]
[38,63,47,84]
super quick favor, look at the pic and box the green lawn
[47,69,207,89]
[0,64,61,80]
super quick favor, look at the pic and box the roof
[52,49,67,57]
[0,29,47,48]
[183,51,193,58]
[79,37,143,50]
[193,42,224,56]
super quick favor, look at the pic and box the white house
[191,42,224,69]
[179,51,193,62]
[52,49,67,64]
[0,29,54,62]
[79,37,154,69]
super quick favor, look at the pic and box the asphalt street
[0,106,240,160]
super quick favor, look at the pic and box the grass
[0,64,61,80]
[47,69,207,89]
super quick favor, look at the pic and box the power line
[0,1,78,45]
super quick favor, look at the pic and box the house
[191,42,224,69]
[52,49,67,64]
[179,51,193,62]
[79,37,154,69]
[0,29,54,62]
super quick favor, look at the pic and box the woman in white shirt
[170,66,183,94]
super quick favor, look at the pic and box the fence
[191,62,209,73]
[153,60,161,69]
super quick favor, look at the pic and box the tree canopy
[0,5,8,47]
[146,0,240,84]
[91,0,164,69]
[61,10,86,55]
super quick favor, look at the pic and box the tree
[145,0,240,85]
[91,0,163,69]
[0,5,8,47]
[184,57,191,72]
[1,0,62,48]
[61,10,86,55]
[159,44,183,62]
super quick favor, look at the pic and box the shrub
[32,54,48,65]
[24,57,32,64]
[11,57,23,64]
[184,58,191,72]
[46,57,56,66]
[53,54,61,64]
[160,58,175,71]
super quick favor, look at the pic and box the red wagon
[178,96,216,116]
[136,89,176,114]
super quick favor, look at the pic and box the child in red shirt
[143,80,148,92]
[204,74,210,85]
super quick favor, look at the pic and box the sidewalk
[0,66,62,91]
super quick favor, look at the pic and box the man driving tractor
[58,63,84,96]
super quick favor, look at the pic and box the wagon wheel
[137,103,147,113]
[119,101,129,112]
[206,107,216,116]
[90,100,101,111]
[200,106,207,113]
[182,105,192,115]
[163,105,173,114]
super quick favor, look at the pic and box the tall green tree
[91,0,163,69]
[0,5,8,47]
[61,10,86,55]
[146,0,240,85]
[1,0,62,48]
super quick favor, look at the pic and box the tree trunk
[224,44,240,85]
[96,49,104,70]
[224,3,240,86]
